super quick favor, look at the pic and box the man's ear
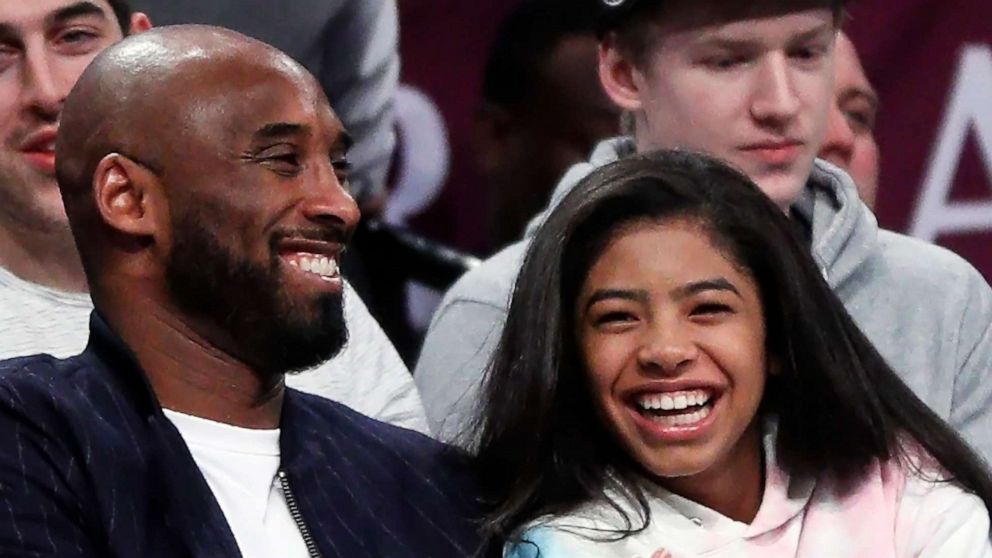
[129,12,152,35]
[599,38,644,112]
[93,154,160,239]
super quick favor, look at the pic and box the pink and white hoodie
[507,428,991,558]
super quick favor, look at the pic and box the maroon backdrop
[397,0,992,280]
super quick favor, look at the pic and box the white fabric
[163,409,309,558]
[0,266,430,434]
[508,429,992,558]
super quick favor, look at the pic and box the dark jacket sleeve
[0,374,102,556]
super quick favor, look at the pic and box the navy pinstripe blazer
[0,314,483,557]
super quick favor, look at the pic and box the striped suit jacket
[0,314,483,557]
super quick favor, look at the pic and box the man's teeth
[637,389,712,411]
[288,255,338,278]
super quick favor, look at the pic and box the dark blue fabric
[0,314,483,557]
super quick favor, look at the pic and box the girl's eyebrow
[671,277,740,300]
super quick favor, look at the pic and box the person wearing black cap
[415,0,992,467]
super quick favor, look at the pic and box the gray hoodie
[414,138,992,461]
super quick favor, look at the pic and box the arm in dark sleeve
[0,379,102,557]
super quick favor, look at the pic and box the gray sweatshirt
[414,138,992,461]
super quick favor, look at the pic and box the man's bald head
[55,24,339,274]
[57,25,321,206]
[53,24,360,373]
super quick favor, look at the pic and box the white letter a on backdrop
[910,44,992,242]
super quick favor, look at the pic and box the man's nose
[749,54,801,127]
[22,49,67,119]
[299,164,362,233]
[818,102,855,168]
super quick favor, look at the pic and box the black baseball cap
[597,0,849,36]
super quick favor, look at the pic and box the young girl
[471,151,992,557]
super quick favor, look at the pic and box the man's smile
[17,127,58,175]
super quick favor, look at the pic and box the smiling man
[0,0,428,434]
[0,26,481,557]
[0,0,147,295]
[415,0,992,462]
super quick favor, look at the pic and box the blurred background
[133,0,992,359]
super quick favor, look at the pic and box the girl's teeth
[648,404,712,427]
[637,389,712,411]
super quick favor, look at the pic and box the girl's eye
[692,303,732,316]
[595,311,636,326]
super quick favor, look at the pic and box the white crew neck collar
[163,408,281,456]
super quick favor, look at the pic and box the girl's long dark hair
[471,150,992,555]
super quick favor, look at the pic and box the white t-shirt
[0,265,430,434]
[163,409,310,558]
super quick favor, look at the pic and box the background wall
[396,0,992,279]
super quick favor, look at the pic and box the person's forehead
[191,62,342,144]
[0,0,116,31]
[834,35,871,90]
[588,221,751,288]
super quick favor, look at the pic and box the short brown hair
[105,0,133,34]
[609,0,849,68]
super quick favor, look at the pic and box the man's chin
[267,295,348,373]
[750,169,810,210]
[275,334,348,374]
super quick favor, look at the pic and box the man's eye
[790,45,828,64]
[0,47,18,72]
[260,152,302,175]
[844,109,875,133]
[61,30,96,43]
[56,29,101,53]
[266,154,299,165]
[705,55,747,70]
[331,157,352,184]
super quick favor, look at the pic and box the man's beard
[165,210,348,375]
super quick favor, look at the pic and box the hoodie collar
[640,421,816,538]
[797,159,879,289]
